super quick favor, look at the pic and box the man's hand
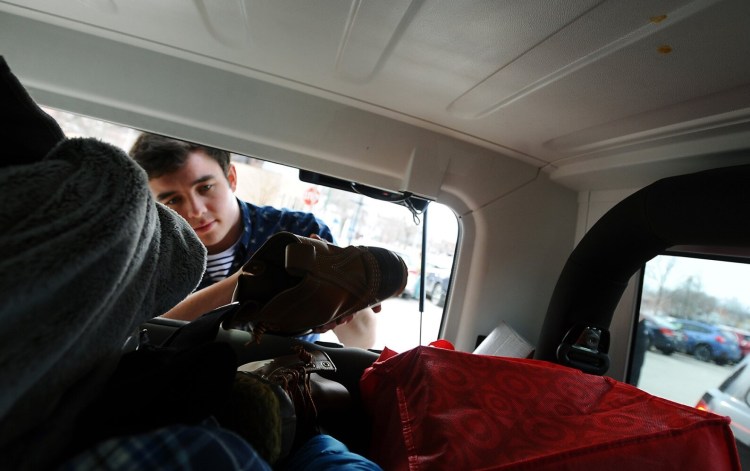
[330,306,379,349]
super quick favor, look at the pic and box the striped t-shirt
[205,243,237,283]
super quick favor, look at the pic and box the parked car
[425,272,450,307]
[676,319,742,365]
[697,355,750,468]
[423,257,453,307]
[643,316,684,355]
[391,251,421,300]
[723,326,750,358]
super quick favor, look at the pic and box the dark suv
[643,316,684,355]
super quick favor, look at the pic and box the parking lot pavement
[319,296,444,353]
[636,350,733,406]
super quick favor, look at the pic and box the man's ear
[227,164,238,191]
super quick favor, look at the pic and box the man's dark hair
[129,132,231,179]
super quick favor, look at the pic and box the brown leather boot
[226,232,407,336]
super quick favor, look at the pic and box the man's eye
[199,184,214,193]
[164,197,180,205]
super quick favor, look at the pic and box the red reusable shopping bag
[360,345,740,471]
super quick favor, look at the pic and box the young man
[130,133,377,347]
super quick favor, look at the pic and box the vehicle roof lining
[2,1,750,192]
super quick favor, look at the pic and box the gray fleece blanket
[0,137,206,469]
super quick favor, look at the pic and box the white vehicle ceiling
[1,0,749,194]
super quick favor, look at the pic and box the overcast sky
[646,255,750,309]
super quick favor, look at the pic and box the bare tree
[645,256,676,315]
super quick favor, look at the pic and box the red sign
[303,186,320,206]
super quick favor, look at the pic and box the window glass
[42,107,458,352]
[633,254,750,405]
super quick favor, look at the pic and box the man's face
[148,150,241,255]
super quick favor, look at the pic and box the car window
[718,364,750,402]
[43,106,459,352]
[632,254,750,407]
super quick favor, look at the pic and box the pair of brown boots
[224,231,409,338]
[216,232,408,463]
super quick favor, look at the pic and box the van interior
[2,0,750,468]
